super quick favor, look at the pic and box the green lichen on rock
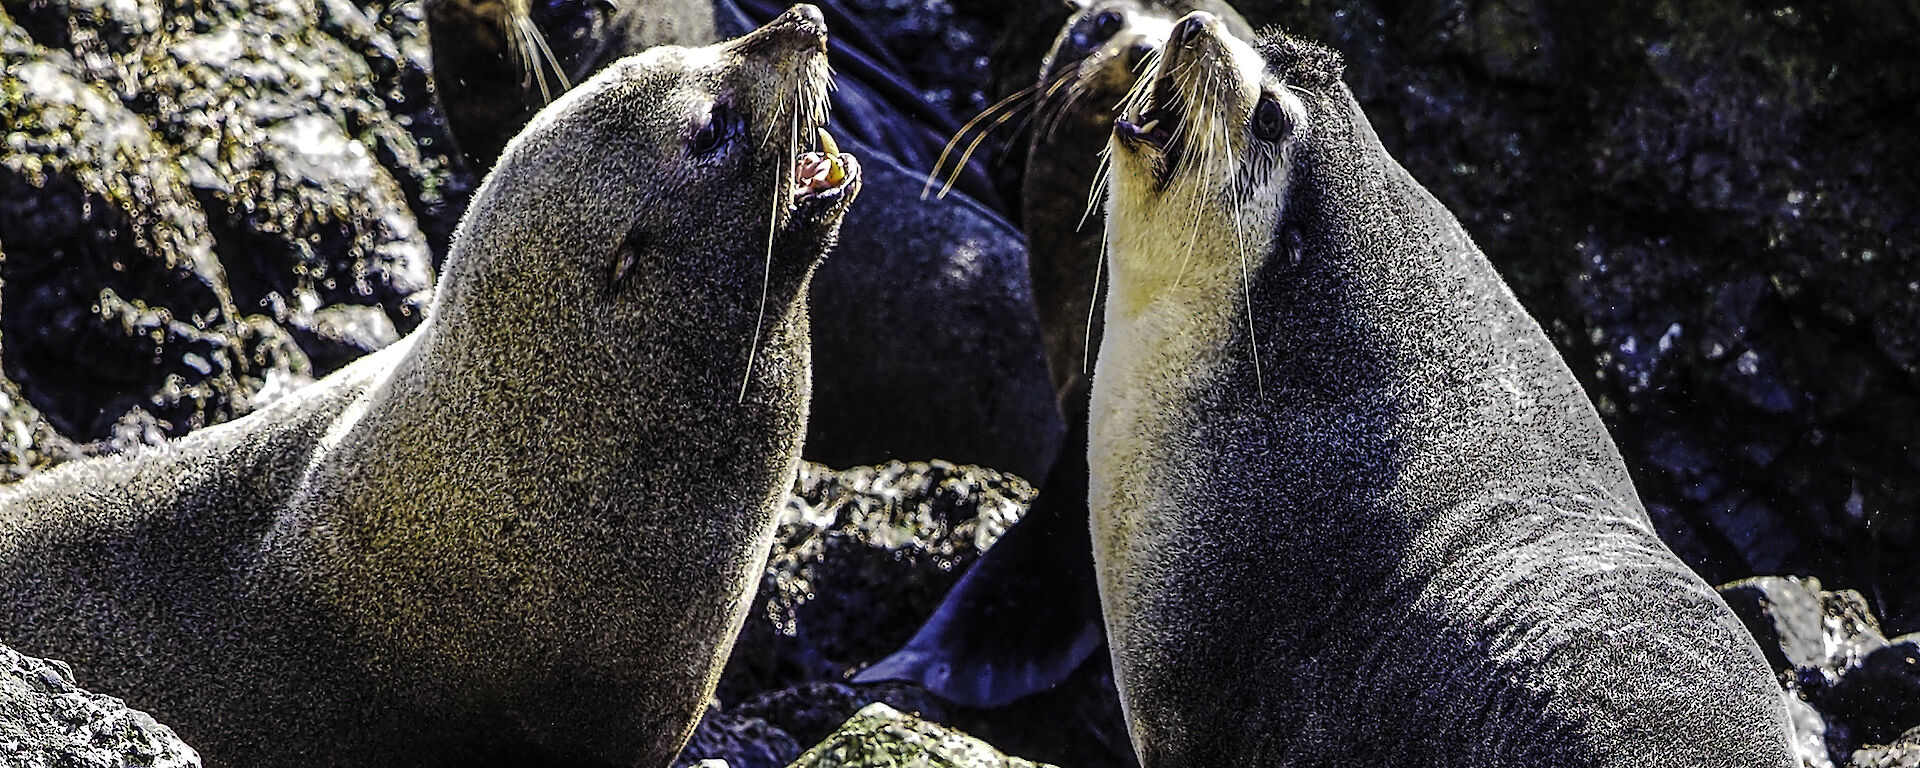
[786,703,1054,768]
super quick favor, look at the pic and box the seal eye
[1073,10,1123,48]
[689,103,735,158]
[1252,97,1287,142]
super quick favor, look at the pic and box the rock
[1853,726,1920,768]
[0,644,202,768]
[0,0,472,446]
[787,703,1054,768]
[674,702,804,768]
[1786,691,1838,768]
[707,459,1133,768]
[734,681,952,751]
[1721,576,1889,679]
[1720,577,1920,764]
[719,460,1030,698]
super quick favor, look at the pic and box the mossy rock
[787,703,1055,768]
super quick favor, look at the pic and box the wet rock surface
[1721,577,1920,766]
[0,0,470,447]
[0,643,202,768]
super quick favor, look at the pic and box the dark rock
[1720,577,1920,764]
[674,703,804,768]
[711,460,1135,768]
[719,460,1031,698]
[0,0,471,446]
[0,643,202,768]
[1831,640,1920,755]
[1853,726,1920,768]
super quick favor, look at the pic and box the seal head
[1093,14,1794,766]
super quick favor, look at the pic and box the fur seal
[856,0,1254,708]
[1,7,861,767]
[426,0,1061,482]
[1089,14,1794,765]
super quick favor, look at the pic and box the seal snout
[1172,12,1217,48]
[1113,9,1237,183]
[735,3,829,55]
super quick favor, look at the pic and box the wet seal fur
[1091,14,1795,766]
[857,0,1254,708]
[1,8,861,767]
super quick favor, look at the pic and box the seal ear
[611,228,646,290]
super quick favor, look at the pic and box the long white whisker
[1084,202,1110,376]
[524,15,573,98]
[1077,146,1112,232]
[1229,173,1264,398]
[741,107,799,403]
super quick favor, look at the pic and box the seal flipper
[855,383,1104,708]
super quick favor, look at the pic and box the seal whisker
[928,93,1036,199]
[1015,65,1083,145]
[521,12,574,101]
[505,14,548,103]
[1085,188,1111,375]
[922,84,1038,199]
[1116,49,1161,120]
[1227,173,1264,398]
[1041,78,1091,144]
[1078,146,1112,232]
[741,108,799,403]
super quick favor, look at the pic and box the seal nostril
[1173,13,1213,46]
[791,3,825,31]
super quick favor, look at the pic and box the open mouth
[1114,59,1186,183]
[788,126,858,224]
[794,128,853,202]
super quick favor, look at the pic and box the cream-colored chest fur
[1087,183,1255,564]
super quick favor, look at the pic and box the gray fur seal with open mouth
[0,7,859,767]
[1092,13,1794,766]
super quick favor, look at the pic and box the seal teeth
[818,126,839,156]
